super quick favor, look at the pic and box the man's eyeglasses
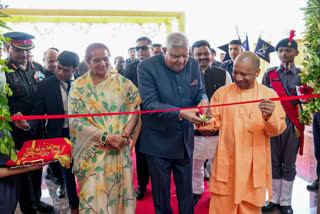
[57,65,74,73]
[136,46,150,51]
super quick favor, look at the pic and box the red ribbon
[7,94,320,121]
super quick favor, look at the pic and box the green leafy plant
[0,10,17,161]
[300,0,320,123]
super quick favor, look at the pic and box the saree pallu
[68,72,141,214]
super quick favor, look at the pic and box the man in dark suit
[137,32,209,214]
[124,36,152,200]
[42,47,59,78]
[13,51,80,214]
[220,39,243,81]
[41,47,66,198]
[209,48,222,67]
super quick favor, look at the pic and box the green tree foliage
[300,0,320,123]
[0,10,17,161]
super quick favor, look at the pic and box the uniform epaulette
[265,66,278,73]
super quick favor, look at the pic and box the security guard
[4,31,54,214]
[219,39,242,81]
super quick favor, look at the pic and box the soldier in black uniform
[4,31,54,214]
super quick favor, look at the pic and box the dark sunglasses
[136,46,150,51]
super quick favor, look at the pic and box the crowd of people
[0,29,318,214]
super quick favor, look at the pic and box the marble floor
[15,125,319,214]
[262,125,318,214]
[15,172,70,214]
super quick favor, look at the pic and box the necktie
[65,80,72,92]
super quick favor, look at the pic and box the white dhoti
[192,135,218,194]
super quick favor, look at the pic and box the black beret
[3,31,35,50]
[275,38,298,51]
[57,51,80,68]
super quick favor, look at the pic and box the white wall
[6,0,307,66]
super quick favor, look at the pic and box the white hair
[43,48,58,59]
[165,32,189,49]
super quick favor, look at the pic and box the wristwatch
[23,125,30,131]
[100,131,109,146]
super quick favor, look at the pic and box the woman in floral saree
[68,43,141,214]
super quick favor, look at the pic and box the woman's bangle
[122,132,129,139]
[100,131,109,146]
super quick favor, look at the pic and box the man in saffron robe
[197,52,286,214]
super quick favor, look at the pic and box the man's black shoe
[45,173,60,185]
[135,185,146,200]
[261,201,279,212]
[45,173,53,181]
[56,184,65,198]
[307,178,319,192]
[280,205,294,214]
[37,201,54,213]
[193,193,202,206]
[21,208,37,214]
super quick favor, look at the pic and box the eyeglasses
[136,46,150,51]
[57,65,74,73]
